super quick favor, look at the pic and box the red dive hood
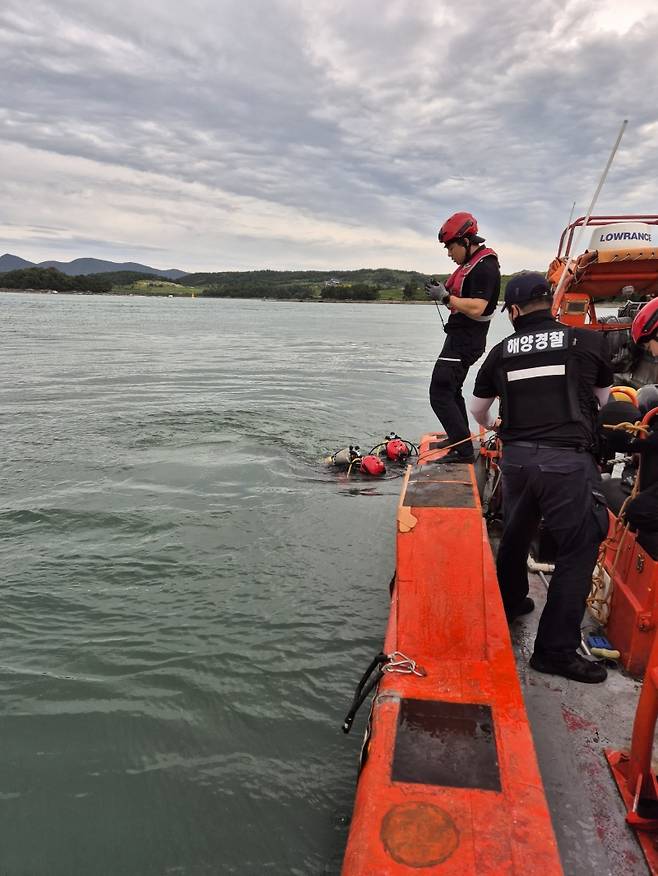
[360,455,386,476]
[386,438,410,461]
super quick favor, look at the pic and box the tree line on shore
[0,265,433,300]
[181,267,427,300]
[0,266,116,293]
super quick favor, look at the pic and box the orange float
[341,434,562,874]
[601,406,658,677]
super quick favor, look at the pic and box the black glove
[424,279,450,305]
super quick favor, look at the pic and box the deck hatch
[409,464,472,481]
[392,698,501,791]
[403,480,475,508]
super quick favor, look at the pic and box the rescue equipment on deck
[587,634,620,661]
[610,385,639,404]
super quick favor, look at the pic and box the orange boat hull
[342,433,562,874]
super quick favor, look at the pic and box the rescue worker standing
[468,272,613,683]
[426,212,500,463]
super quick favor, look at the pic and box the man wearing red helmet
[426,211,500,463]
[632,297,658,354]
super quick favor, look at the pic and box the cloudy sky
[1,0,657,274]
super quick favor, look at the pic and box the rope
[603,421,649,436]
[433,299,446,328]
[416,428,492,464]
[587,472,641,625]
[341,650,425,733]
[346,459,359,479]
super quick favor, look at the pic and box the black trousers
[496,444,608,655]
[429,338,483,451]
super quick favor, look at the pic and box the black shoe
[529,651,607,684]
[431,438,453,449]
[506,596,535,623]
[437,447,475,464]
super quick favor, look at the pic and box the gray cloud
[1,0,657,271]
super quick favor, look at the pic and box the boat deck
[511,567,647,875]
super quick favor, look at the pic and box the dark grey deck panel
[392,698,501,791]
[404,478,476,508]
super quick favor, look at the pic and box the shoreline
[0,288,438,304]
[0,288,626,306]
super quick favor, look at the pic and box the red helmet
[631,298,658,344]
[438,211,479,244]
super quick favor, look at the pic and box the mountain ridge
[0,253,187,280]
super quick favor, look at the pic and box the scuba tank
[328,445,361,467]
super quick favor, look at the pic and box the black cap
[502,271,551,311]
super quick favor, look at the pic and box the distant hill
[0,254,35,272]
[0,253,187,279]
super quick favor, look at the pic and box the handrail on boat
[558,214,658,259]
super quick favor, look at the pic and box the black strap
[342,652,388,734]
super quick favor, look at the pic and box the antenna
[552,119,628,311]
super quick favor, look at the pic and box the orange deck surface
[342,434,562,874]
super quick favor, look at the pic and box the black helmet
[636,384,658,417]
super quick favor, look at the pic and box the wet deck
[513,570,647,875]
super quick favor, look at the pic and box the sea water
[0,292,521,874]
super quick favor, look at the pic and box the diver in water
[468,271,614,684]
[425,212,500,463]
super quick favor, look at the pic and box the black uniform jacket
[473,310,614,449]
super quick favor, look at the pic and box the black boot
[438,447,475,464]
[506,596,535,623]
[529,651,607,683]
